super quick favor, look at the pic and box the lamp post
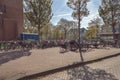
[0,12,3,26]
[0,11,3,40]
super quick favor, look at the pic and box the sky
[50,0,102,28]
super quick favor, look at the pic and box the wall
[0,0,23,40]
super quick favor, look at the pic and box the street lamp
[0,11,3,25]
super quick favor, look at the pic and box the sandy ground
[0,47,120,80]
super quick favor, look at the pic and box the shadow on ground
[67,65,118,80]
[0,50,31,65]
[59,48,93,54]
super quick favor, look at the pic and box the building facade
[0,0,23,41]
[99,23,120,40]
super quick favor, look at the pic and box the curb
[18,52,120,80]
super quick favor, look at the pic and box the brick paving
[35,55,120,80]
[0,47,120,80]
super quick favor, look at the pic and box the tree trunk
[111,7,117,46]
[78,1,84,62]
[38,1,41,44]
[64,29,67,39]
[110,0,117,47]
[38,26,40,43]
[112,24,117,46]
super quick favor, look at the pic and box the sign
[20,33,39,40]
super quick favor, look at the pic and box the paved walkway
[0,47,120,80]
[37,53,120,80]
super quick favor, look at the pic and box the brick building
[0,0,23,41]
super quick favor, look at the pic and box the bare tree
[57,18,73,39]
[67,0,89,61]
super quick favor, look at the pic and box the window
[0,4,6,13]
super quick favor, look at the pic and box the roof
[99,32,120,36]
[21,33,38,35]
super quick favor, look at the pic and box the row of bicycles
[0,40,62,51]
[0,39,120,52]
[59,39,120,53]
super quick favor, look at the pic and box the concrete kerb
[18,52,120,80]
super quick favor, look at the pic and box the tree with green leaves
[99,0,120,43]
[24,0,53,41]
[41,23,53,40]
[67,0,90,61]
[50,25,62,40]
[89,17,102,38]
[85,26,97,39]
[53,27,60,40]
